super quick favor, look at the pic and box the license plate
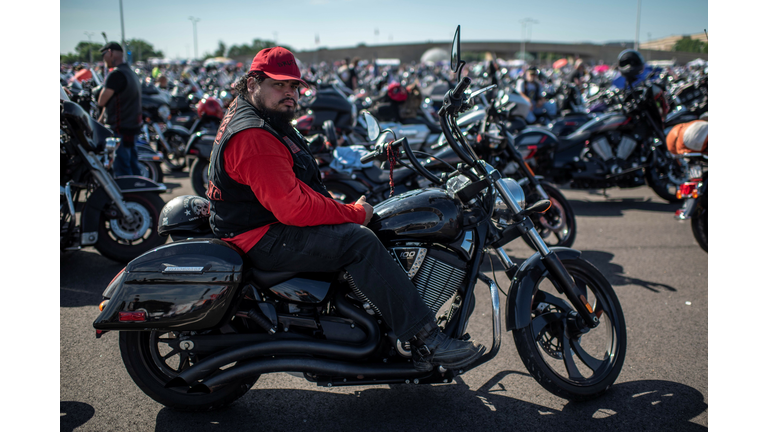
[687,165,703,179]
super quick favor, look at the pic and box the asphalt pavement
[60,168,708,431]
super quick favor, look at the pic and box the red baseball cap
[249,47,308,87]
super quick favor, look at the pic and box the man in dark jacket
[97,42,142,177]
[207,47,484,372]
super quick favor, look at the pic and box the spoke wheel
[119,331,258,411]
[96,193,167,263]
[645,147,686,203]
[512,257,626,400]
[163,132,188,171]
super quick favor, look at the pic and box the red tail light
[119,311,147,322]
[676,182,699,199]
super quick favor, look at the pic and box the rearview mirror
[363,110,380,141]
[451,25,461,73]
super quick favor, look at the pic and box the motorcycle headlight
[158,104,171,121]
[492,178,526,223]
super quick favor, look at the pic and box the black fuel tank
[369,188,462,243]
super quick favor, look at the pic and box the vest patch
[206,181,222,201]
[215,98,238,145]
[285,137,301,154]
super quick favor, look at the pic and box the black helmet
[618,49,645,79]
[158,195,211,237]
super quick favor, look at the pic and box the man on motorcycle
[516,66,556,124]
[206,47,484,372]
[96,41,143,177]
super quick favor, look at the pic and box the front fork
[79,144,135,223]
[493,177,599,329]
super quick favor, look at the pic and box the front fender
[506,247,582,330]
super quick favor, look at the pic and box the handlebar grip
[452,77,471,98]
[359,151,377,164]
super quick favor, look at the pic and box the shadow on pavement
[60,249,125,308]
[153,377,706,432]
[569,197,679,217]
[580,250,677,293]
[60,401,95,432]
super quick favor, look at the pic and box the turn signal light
[99,300,109,311]
[119,311,147,322]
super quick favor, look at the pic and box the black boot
[410,321,485,372]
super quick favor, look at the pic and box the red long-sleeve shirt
[221,128,366,252]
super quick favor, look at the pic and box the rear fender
[506,247,582,330]
[185,132,215,158]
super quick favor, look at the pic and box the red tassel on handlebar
[387,142,396,198]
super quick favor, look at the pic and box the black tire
[523,182,577,250]
[119,331,258,411]
[512,257,626,401]
[163,131,188,172]
[645,147,685,203]
[691,204,707,252]
[190,157,209,198]
[138,160,164,184]
[324,182,360,204]
[95,192,167,263]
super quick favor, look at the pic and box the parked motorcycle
[93,27,625,410]
[60,99,167,263]
[667,120,708,252]
[509,77,685,202]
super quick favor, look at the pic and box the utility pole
[189,17,200,60]
[84,31,95,64]
[635,0,641,50]
[119,0,125,48]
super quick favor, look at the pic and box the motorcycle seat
[246,268,299,289]
[362,165,413,185]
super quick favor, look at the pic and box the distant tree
[674,36,707,54]
[60,41,102,64]
[214,41,227,57]
[224,39,293,58]
[124,39,164,62]
[60,39,164,64]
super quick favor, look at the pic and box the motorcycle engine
[348,245,468,356]
[591,132,638,162]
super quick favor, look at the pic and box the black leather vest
[207,95,330,239]
[105,63,142,133]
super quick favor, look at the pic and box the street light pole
[189,17,200,60]
[519,18,538,63]
[635,0,641,50]
[84,31,95,64]
[119,0,125,48]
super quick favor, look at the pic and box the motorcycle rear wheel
[691,206,707,252]
[512,257,626,401]
[120,331,258,411]
[523,182,577,249]
[95,192,167,263]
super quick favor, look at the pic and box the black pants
[246,223,434,341]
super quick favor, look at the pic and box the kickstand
[602,188,608,198]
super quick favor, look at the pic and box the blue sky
[60,0,707,58]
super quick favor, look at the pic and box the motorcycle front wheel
[190,158,209,198]
[120,331,258,411]
[523,182,577,249]
[96,192,167,263]
[645,147,685,203]
[512,257,626,401]
[138,160,164,184]
[163,131,188,172]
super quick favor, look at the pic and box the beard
[253,96,296,134]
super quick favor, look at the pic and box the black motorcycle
[509,78,686,203]
[93,27,625,410]
[60,100,167,263]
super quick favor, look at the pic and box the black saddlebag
[93,239,244,331]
